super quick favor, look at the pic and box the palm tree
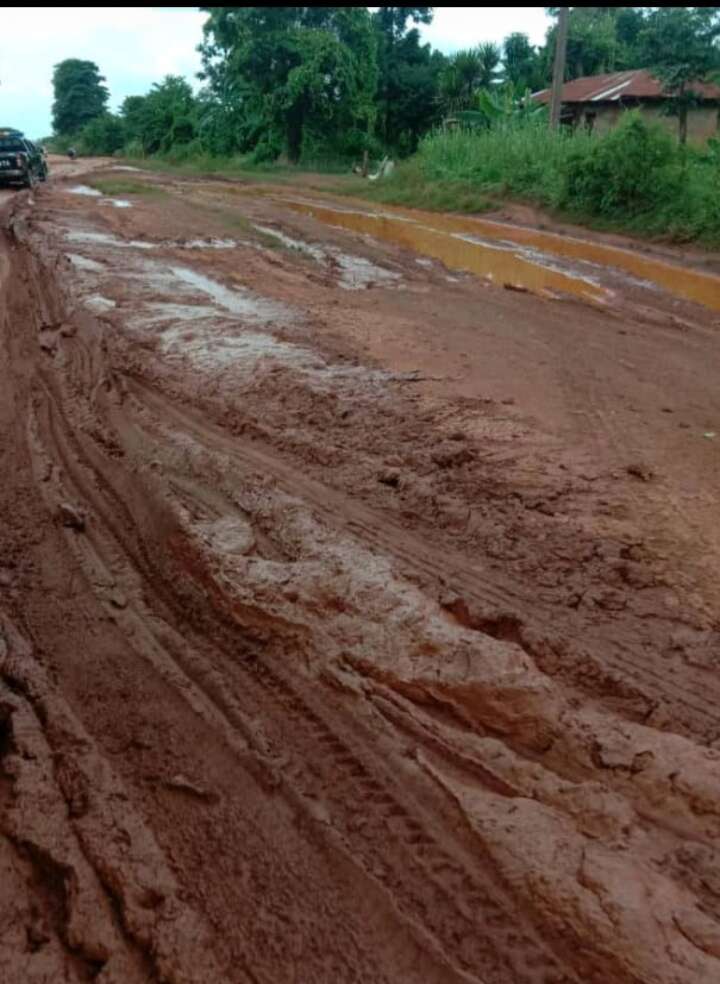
[439,44,502,114]
[477,42,502,88]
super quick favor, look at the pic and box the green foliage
[88,177,164,197]
[198,7,378,163]
[439,44,502,114]
[52,59,109,135]
[637,8,720,143]
[364,113,720,245]
[415,121,582,203]
[503,33,544,92]
[561,112,680,215]
[120,77,197,155]
[78,113,125,155]
[45,5,720,251]
[537,6,720,90]
[373,8,444,155]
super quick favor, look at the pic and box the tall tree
[540,7,639,83]
[503,33,543,91]
[199,7,378,163]
[477,42,502,88]
[120,77,197,154]
[439,45,500,113]
[52,59,109,135]
[638,7,720,143]
[372,7,443,153]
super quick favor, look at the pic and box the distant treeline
[44,7,720,165]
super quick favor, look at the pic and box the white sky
[0,7,553,139]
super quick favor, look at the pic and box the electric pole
[549,7,569,130]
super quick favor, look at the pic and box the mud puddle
[69,184,102,197]
[65,229,155,250]
[283,195,720,312]
[254,224,401,290]
[168,265,292,323]
[282,198,610,303]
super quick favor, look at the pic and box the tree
[372,7,443,154]
[638,7,720,144]
[440,46,500,114]
[503,33,543,91]
[477,42,502,88]
[52,59,109,135]
[78,113,125,155]
[120,77,197,155]
[199,7,378,163]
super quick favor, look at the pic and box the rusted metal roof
[533,69,720,104]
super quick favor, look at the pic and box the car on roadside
[0,128,48,188]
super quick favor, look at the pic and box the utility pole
[549,7,569,130]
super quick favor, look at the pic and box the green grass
[340,120,720,247]
[336,157,492,213]
[116,150,350,184]
[88,177,167,198]
[109,117,720,248]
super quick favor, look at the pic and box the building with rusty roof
[533,69,720,144]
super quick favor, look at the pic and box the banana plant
[452,83,547,130]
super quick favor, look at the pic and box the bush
[561,112,681,217]
[346,112,720,246]
[411,121,588,206]
[78,113,125,156]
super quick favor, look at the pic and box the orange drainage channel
[277,191,720,313]
[422,208,720,313]
[281,197,608,305]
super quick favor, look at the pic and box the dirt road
[2,158,720,983]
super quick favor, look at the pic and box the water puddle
[107,199,132,209]
[158,323,312,372]
[68,185,101,197]
[254,225,326,263]
[284,195,720,312]
[67,253,104,272]
[335,253,400,290]
[254,224,400,290]
[84,294,116,313]
[168,266,291,323]
[180,238,237,250]
[65,230,155,250]
[140,302,220,323]
[282,199,608,303]
[109,166,141,172]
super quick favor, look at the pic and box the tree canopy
[52,59,109,135]
[52,7,720,159]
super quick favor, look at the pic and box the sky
[0,7,553,139]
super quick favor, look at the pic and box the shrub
[561,112,681,217]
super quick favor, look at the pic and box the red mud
[2,159,720,983]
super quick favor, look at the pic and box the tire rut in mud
[3,194,720,984]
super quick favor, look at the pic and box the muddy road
[2,158,720,983]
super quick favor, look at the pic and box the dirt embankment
[1,165,720,983]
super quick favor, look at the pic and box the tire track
[126,376,720,740]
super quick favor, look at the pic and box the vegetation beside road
[45,7,720,247]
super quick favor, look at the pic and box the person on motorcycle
[68,147,77,161]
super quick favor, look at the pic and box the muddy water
[283,195,720,312]
[282,199,609,304]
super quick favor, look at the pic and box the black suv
[0,128,48,188]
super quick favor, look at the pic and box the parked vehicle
[0,128,48,188]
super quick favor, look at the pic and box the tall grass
[356,114,720,246]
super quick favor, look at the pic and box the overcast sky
[0,7,552,139]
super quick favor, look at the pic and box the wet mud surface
[2,159,720,982]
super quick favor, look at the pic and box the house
[533,69,720,144]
